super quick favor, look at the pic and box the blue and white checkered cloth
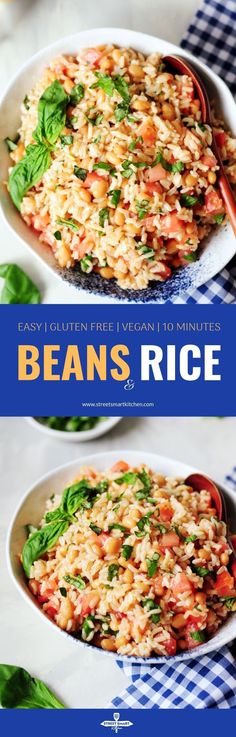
[171,0,236,304]
[109,464,236,708]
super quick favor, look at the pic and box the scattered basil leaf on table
[0,665,65,708]
[0,264,41,304]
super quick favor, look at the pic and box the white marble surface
[0,414,235,708]
[0,0,201,304]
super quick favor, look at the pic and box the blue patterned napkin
[171,0,236,304]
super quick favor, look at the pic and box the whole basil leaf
[0,665,64,709]
[0,264,41,304]
[34,80,69,145]
[22,519,69,577]
[9,142,51,210]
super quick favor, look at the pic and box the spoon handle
[218,171,236,236]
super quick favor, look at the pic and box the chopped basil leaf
[60,134,73,146]
[185,535,198,542]
[80,255,93,273]
[59,587,67,597]
[56,217,79,232]
[115,471,138,486]
[74,166,87,181]
[214,213,225,224]
[136,511,153,533]
[192,565,210,577]
[69,84,84,106]
[23,95,30,110]
[121,544,133,560]
[197,123,206,131]
[136,199,150,220]
[108,189,121,206]
[115,101,130,122]
[183,253,197,262]
[113,75,130,104]
[146,552,160,577]
[82,615,95,641]
[87,113,103,126]
[90,73,115,97]
[171,161,184,173]
[108,524,127,532]
[155,522,167,534]
[138,245,155,259]
[108,563,119,581]
[190,630,205,642]
[54,230,62,240]
[128,136,143,152]
[89,523,102,535]
[64,574,86,590]
[99,207,109,228]
[93,162,116,174]
[180,194,200,207]
[220,596,236,610]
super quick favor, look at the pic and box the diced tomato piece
[145,181,163,196]
[165,634,177,656]
[145,163,167,182]
[215,569,234,596]
[111,460,130,473]
[185,622,204,650]
[114,611,127,621]
[171,571,194,595]
[200,154,217,168]
[84,172,104,188]
[204,190,224,214]
[138,122,156,146]
[82,49,103,67]
[80,591,100,616]
[77,240,93,259]
[153,262,172,280]
[160,212,185,236]
[215,131,226,148]
[160,532,180,548]
[159,503,174,522]
[44,606,57,618]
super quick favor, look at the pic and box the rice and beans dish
[22,460,236,657]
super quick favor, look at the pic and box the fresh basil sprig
[9,142,51,210]
[0,264,41,304]
[0,665,64,709]
[33,80,69,145]
[22,520,69,577]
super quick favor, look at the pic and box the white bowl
[0,29,235,303]
[26,416,122,443]
[7,450,236,665]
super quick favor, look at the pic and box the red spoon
[163,55,236,236]
[185,472,236,564]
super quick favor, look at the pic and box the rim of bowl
[25,416,122,441]
[0,29,235,303]
[6,449,236,666]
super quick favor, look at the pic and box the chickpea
[162,102,176,121]
[132,98,150,112]
[185,173,197,187]
[90,543,103,558]
[172,614,186,629]
[56,244,72,268]
[116,635,128,649]
[106,151,121,166]
[156,474,166,486]
[220,552,229,565]
[125,222,141,235]
[114,211,125,226]
[112,48,123,64]
[129,64,145,80]
[64,78,74,94]
[100,56,113,71]
[79,188,92,203]
[123,568,134,584]
[104,537,121,555]
[195,592,206,606]
[232,602,236,612]
[118,557,129,568]
[198,548,211,560]
[208,171,217,184]
[90,179,108,199]
[166,239,179,255]
[60,597,73,620]
[100,267,114,279]
[100,638,117,651]
[114,144,126,156]
[67,549,78,564]
[178,639,187,650]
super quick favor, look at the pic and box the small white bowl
[0,28,236,302]
[7,450,236,665]
[26,416,122,442]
